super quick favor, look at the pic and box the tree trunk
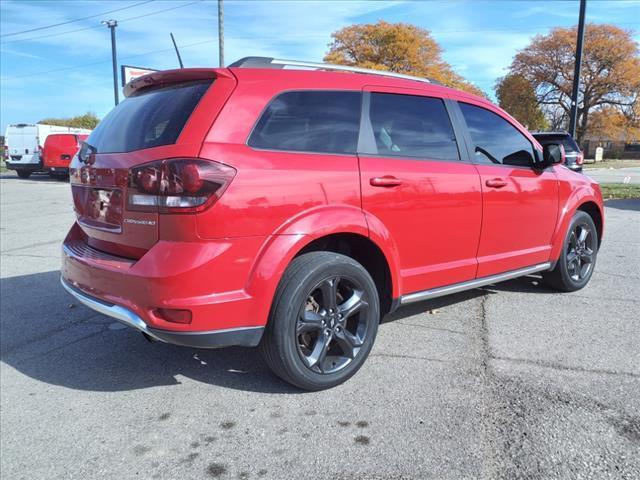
[576,105,590,145]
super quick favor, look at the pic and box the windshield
[86,80,212,154]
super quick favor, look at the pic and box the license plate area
[72,186,123,233]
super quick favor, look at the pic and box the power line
[1,0,204,45]
[0,1,154,38]
[3,39,215,80]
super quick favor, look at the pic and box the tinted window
[533,134,580,153]
[248,91,361,154]
[459,103,534,167]
[368,93,459,160]
[86,80,212,153]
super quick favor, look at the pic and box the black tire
[543,211,598,292]
[260,252,380,391]
[16,170,31,179]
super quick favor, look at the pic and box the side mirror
[542,143,565,167]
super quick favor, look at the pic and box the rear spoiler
[123,68,232,97]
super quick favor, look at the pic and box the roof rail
[228,56,440,85]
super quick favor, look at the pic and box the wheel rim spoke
[304,332,332,371]
[319,277,339,312]
[298,310,324,333]
[577,226,589,244]
[334,328,362,359]
[338,289,367,320]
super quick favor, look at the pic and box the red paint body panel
[61,66,604,337]
[474,165,559,277]
[359,155,482,294]
[43,133,87,169]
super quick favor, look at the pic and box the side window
[459,102,535,167]
[367,93,459,160]
[248,91,361,155]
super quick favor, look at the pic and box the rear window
[534,134,580,153]
[248,91,361,155]
[86,80,212,153]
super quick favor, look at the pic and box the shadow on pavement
[0,269,553,394]
[604,199,640,212]
[0,172,67,182]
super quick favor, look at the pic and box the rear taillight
[128,158,236,214]
[576,152,584,165]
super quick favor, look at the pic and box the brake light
[128,158,235,213]
[576,152,584,165]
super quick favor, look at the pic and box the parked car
[61,58,604,390]
[42,133,88,176]
[4,123,92,178]
[533,131,584,172]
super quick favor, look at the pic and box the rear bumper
[47,166,69,174]
[61,277,264,348]
[5,161,42,172]
[61,222,269,342]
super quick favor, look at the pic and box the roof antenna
[170,32,184,68]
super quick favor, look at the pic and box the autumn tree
[495,74,548,130]
[510,24,640,143]
[324,21,484,96]
[587,106,640,142]
[38,112,100,129]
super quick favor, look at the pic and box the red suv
[62,57,604,390]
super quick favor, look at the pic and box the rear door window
[86,80,212,153]
[366,93,459,160]
[248,91,361,155]
[459,102,534,167]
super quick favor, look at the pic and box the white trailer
[3,123,92,178]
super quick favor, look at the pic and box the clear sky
[1,0,639,133]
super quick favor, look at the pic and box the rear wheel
[543,211,598,292]
[16,170,31,179]
[260,252,380,391]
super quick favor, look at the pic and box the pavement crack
[1,313,105,357]
[11,328,109,365]
[492,355,640,378]
[394,321,466,335]
[1,239,61,254]
[370,353,446,362]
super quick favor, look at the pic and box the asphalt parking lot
[1,173,639,480]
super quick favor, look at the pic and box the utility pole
[218,0,224,67]
[568,0,586,140]
[102,19,119,106]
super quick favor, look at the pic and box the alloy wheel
[566,222,596,282]
[296,275,370,374]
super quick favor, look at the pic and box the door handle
[485,178,508,188]
[370,176,402,187]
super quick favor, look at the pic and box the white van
[4,124,92,178]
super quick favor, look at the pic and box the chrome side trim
[400,262,551,305]
[60,277,161,340]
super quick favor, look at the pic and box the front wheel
[260,252,380,391]
[16,170,31,179]
[543,211,598,292]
